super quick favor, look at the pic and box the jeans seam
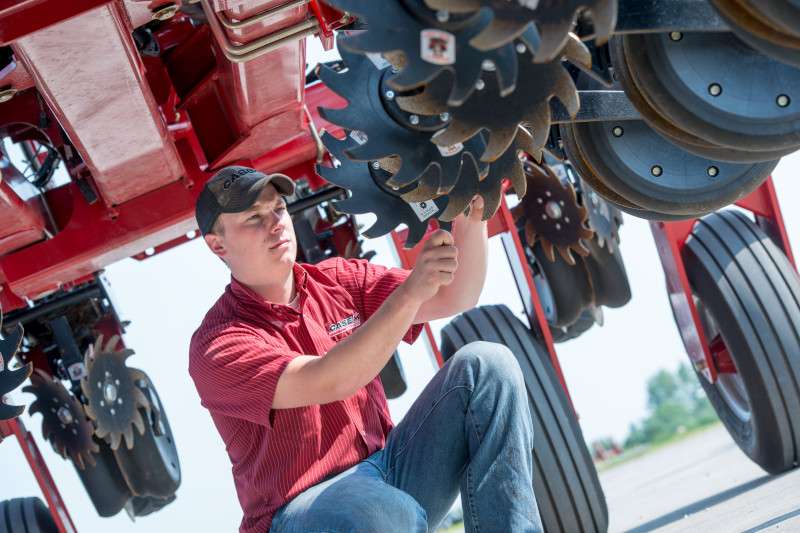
[465,407,482,532]
[387,385,473,478]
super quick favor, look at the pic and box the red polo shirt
[188,258,422,533]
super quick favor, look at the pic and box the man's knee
[314,486,427,533]
[451,341,525,385]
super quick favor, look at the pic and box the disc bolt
[545,190,552,197]
[707,166,719,177]
[151,3,179,21]
[0,88,17,104]
[777,94,791,108]
[565,216,571,223]
[708,83,722,97]
[475,79,485,91]
[384,90,395,101]
[104,383,118,404]
[555,223,562,230]
[516,43,526,54]
[612,126,624,137]
[545,201,563,220]
[651,165,663,177]
[669,32,683,41]
[110,408,116,415]
[481,60,496,72]
[439,112,450,121]
[409,114,420,125]
[537,197,543,204]
[371,161,381,170]
[436,10,449,23]
[57,406,73,425]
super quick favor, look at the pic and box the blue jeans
[270,341,543,533]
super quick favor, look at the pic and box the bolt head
[707,166,719,177]
[152,3,179,21]
[612,126,624,137]
[777,94,791,108]
[439,112,450,122]
[409,115,420,125]
[651,165,663,177]
[436,10,449,22]
[371,161,381,170]
[57,406,73,425]
[0,88,17,104]
[708,83,722,97]
[384,90,395,101]
[516,43,526,54]
[475,79,485,91]
[481,60,496,71]
[104,383,118,404]
[545,201,563,220]
[669,32,683,41]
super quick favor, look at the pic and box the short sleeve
[188,325,293,427]
[333,258,424,344]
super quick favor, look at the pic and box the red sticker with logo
[421,29,456,65]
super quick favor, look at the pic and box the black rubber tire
[440,305,608,533]
[74,436,131,517]
[378,351,407,400]
[113,370,181,499]
[684,210,800,473]
[583,239,632,309]
[551,309,598,344]
[530,242,594,328]
[0,497,58,533]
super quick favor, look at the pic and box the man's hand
[401,229,458,303]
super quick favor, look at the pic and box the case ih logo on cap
[222,168,257,189]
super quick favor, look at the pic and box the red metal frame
[652,177,794,384]
[0,418,76,533]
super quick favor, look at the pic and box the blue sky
[2,38,800,533]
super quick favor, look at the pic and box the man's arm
[272,231,458,409]
[414,196,488,323]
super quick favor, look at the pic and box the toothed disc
[23,369,99,469]
[512,161,593,265]
[81,336,149,451]
[0,323,32,422]
[399,36,586,162]
[317,133,449,249]
[317,37,486,192]
[426,0,616,59]
[576,175,622,254]
[331,0,523,106]
[475,126,535,220]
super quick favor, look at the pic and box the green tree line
[624,362,719,449]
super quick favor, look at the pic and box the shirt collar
[230,263,308,315]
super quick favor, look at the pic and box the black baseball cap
[195,166,296,236]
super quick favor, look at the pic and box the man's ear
[204,233,226,258]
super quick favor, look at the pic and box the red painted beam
[0,0,111,44]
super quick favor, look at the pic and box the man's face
[204,183,297,282]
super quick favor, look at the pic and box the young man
[189,165,542,532]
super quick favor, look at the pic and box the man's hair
[210,218,225,236]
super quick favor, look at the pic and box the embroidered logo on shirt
[328,312,361,336]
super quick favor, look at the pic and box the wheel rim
[695,296,752,423]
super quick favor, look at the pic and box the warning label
[410,199,439,221]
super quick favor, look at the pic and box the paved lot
[599,424,800,532]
